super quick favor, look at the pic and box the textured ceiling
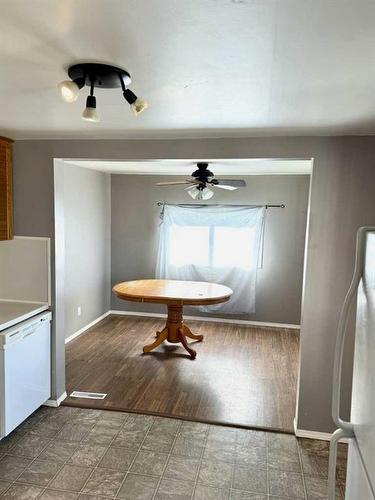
[1,0,375,139]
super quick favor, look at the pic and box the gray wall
[56,163,111,340]
[12,137,375,433]
[111,174,310,324]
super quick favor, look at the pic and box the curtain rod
[156,202,285,209]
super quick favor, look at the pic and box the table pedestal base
[143,304,203,359]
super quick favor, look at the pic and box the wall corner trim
[43,391,67,408]
[65,311,111,344]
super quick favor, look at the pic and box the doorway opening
[54,158,312,432]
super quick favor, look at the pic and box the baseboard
[65,311,111,344]
[295,428,334,441]
[293,419,349,443]
[43,391,67,408]
[109,310,300,329]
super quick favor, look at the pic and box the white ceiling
[1,0,375,139]
[63,158,312,175]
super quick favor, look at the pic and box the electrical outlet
[77,306,82,317]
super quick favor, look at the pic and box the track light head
[58,80,80,103]
[123,89,148,116]
[131,97,148,116]
[82,95,99,122]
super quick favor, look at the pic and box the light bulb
[58,80,80,103]
[131,98,148,116]
[82,95,99,123]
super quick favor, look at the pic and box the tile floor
[0,406,347,499]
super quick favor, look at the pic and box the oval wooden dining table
[112,279,233,359]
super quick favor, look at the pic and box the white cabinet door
[346,441,375,500]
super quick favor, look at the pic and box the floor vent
[70,391,107,400]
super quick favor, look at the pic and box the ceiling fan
[156,162,246,200]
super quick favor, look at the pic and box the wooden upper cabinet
[0,137,13,240]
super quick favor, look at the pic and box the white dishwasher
[0,311,51,438]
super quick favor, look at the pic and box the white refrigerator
[328,227,375,500]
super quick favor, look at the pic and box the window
[169,224,257,270]
[156,204,265,314]
[169,225,209,267]
[213,226,256,269]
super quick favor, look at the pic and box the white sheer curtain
[156,204,265,314]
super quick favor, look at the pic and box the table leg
[142,304,204,359]
[143,327,168,353]
[178,327,197,359]
[183,324,204,342]
[155,329,164,338]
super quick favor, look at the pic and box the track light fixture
[57,63,148,122]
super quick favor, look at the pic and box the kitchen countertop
[0,301,49,332]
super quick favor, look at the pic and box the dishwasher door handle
[23,329,37,338]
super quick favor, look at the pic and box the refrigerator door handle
[328,428,351,500]
[329,226,375,500]
[331,227,370,432]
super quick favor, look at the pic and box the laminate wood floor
[64,315,299,432]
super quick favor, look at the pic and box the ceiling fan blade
[156,180,194,186]
[213,184,237,190]
[211,179,246,189]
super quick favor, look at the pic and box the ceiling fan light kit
[58,62,148,122]
[157,162,246,200]
[186,185,214,200]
